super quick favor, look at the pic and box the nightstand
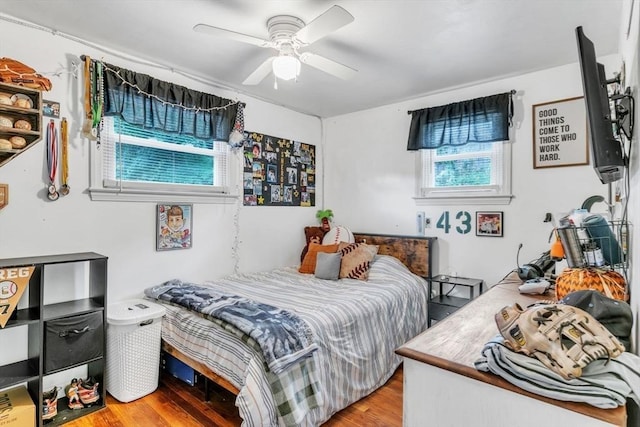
[428,275,484,326]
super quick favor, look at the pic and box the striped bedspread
[145,279,318,374]
[157,255,430,426]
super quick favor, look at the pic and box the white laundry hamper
[105,299,166,402]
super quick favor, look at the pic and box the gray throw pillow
[314,252,342,280]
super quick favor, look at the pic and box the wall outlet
[417,211,425,235]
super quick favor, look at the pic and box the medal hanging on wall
[60,118,70,195]
[46,119,59,201]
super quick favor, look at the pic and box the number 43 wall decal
[436,211,472,234]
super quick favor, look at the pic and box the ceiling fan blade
[299,52,357,80]
[295,5,354,45]
[243,57,275,85]
[193,23,271,48]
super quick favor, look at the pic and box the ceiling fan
[193,5,357,86]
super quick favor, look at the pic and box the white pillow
[322,226,355,245]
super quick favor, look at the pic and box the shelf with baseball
[0,82,44,167]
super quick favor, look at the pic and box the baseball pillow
[322,226,355,245]
[338,242,379,281]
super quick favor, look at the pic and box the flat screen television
[575,26,625,184]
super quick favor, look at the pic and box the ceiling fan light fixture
[272,55,300,81]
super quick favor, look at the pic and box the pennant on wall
[0,266,34,328]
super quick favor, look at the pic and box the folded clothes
[475,335,640,409]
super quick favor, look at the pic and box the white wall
[0,18,321,303]
[619,0,639,351]
[322,57,623,288]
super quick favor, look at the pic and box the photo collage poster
[243,131,315,207]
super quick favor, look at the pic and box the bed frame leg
[204,376,211,402]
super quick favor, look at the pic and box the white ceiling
[0,0,625,117]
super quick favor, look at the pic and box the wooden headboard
[353,232,436,278]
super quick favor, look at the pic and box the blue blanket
[145,279,318,374]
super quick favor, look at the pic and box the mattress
[157,255,430,426]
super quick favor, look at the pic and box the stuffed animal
[300,226,328,262]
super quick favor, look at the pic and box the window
[408,91,514,205]
[88,59,239,203]
[418,140,512,205]
[90,117,237,203]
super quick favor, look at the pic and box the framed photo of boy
[476,211,503,237]
[157,204,193,250]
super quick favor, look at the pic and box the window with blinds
[101,116,229,192]
[89,116,234,203]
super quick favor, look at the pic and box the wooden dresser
[396,273,628,427]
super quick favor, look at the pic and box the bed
[146,233,435,426]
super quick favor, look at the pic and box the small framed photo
[156,204,192,250]
[476,211,503,237]
[42,100,60,118]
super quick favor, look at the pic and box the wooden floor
[65,367,403,426]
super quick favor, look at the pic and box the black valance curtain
[407,91,514,150]
[101,61,239,141]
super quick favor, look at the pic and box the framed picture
[156,204,192,250]
[532,97,589,169]
[42,100,60,118]
[476,211,503,237]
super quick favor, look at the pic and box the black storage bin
[44,311,104,373]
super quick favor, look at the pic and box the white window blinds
[101,116,230,194]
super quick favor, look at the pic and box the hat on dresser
[560,289,632,351]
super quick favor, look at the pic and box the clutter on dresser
[476,287,638,410]
[494,301,624,379]
[559,290,633,350]
[555,267,628,301]
[548,202,630,303]
[518,277,550,294]
[553,206,628,270]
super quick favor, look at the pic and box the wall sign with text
[532,97,589,169]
